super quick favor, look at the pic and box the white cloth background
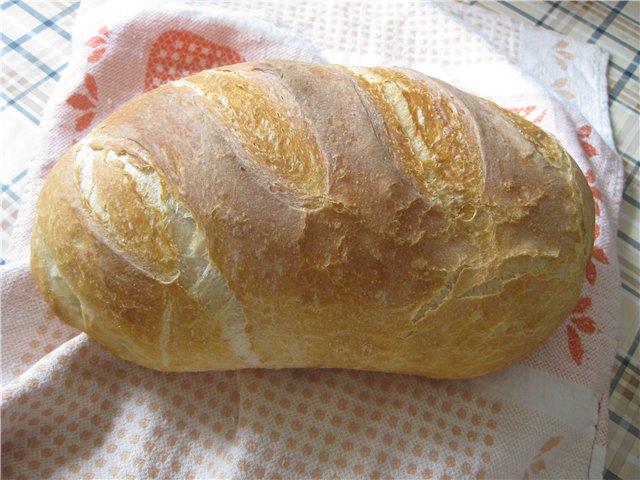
[1,2,624,479]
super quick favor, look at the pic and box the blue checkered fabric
[1,0,79,264]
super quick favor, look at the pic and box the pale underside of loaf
[31,61,594,378]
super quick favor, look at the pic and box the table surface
[1,1,638,478]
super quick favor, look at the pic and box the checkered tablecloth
[1,1,638,478]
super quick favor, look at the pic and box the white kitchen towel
[1,2,623,479]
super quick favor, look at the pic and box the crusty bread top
[31,61,594,378]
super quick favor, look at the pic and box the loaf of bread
[31,60,594,378]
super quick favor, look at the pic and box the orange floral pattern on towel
[564,124,608,366]
[144,30,244,91]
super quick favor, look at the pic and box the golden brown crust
[30,60,595,378]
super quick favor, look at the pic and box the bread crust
[31,61,594,378]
